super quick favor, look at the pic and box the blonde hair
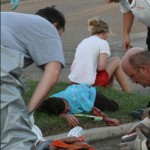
[88,17,109,35]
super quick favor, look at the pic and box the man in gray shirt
[1,6,65,150]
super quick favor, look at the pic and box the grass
[22,80,150,137]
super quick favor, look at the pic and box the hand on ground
[65,114,79,127]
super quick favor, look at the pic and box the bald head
[121,47,150,87]
[121,47,146,72]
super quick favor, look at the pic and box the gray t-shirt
[1,12,65,68]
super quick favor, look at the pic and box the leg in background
[105,57,131,92]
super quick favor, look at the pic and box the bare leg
[105,57,131,92]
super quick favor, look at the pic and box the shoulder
[96,38,109,47]
[2,12,56,30]
[87,36,108,45]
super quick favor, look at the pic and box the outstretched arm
[59,113,79,127]
[91,107,119,126]
[28,62,61,113]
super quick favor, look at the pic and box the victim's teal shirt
[51,83,96,114]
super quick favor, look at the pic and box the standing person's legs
[146,27,150,51]
[1,84,37,150]
[105,57,131,92]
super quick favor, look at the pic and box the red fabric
[94,70,109,87]
[50,140,95,150]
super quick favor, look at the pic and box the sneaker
[130,109,144,120]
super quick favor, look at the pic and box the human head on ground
[88,17,109,40]
[121,47,150,87]
[36,5,66,36]
[39,97,70,115]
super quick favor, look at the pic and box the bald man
[121,47,150,87]
[120,47,150,150]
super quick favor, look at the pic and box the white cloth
[67,126,84,137]
[119,0,150,27]
[29,113,46,145]
[68,35,111,85]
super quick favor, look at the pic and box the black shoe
[130,109,144,120]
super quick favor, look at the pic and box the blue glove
[10,0,20,10]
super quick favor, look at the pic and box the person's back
[68,35,110,85]
[1,12,64,67]
[68,17,131,92]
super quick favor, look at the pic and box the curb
[45,122,137,143]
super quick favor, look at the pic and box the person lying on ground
[38,83,119,127]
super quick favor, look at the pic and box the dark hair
[39,97,65,115]
[36,5,65,30]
